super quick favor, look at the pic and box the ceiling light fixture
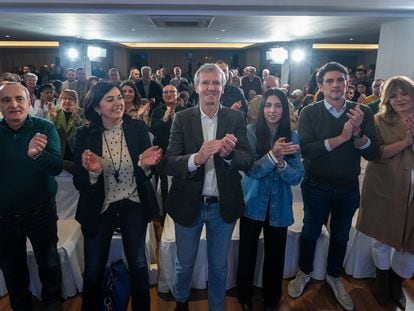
[266,47,288,64]
[67,48,79,60]
[312,43,378,50]
[291,49,305,62]
[120,42,254,49]
[0,41,59,47]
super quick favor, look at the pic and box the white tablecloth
[0,171,158,298]
[55,170,79,220]
[158,162,376,293]
[26,219,84,299]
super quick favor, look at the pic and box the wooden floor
[1,277,413,310]
[1,222,412,310]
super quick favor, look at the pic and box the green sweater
[298,100,380,189]
[0,115,63,214]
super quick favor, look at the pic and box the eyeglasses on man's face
[163,90,177,94]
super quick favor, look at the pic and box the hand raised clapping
[271,137,299,163]
[346,105,364,134]
[28,133,48,158]
[218,134,237,158]
[140,146,163,167]
[47,103,57,120]
[194,134,238,165]
[82,149,103,173]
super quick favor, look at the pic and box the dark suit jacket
[150,103,186,153]
[73,117,153,237]
[135,79,163,110]
[158,106,254,226]
[220,84,248,114]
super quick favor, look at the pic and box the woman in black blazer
[73,82,162,311]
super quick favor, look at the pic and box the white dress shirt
[188,105,220,197]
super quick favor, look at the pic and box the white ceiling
[0,0,412,45]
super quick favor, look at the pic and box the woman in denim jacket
[237,88,304,310]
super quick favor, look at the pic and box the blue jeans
[173,202,235,311]
[81,199,149,311]
[299,178,360,277]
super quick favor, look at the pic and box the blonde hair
[379,76,414,123]
[59,89,79,106]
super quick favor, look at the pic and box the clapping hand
[137,102,150,118]
[163,106,174,122]
[403,114,414,135]
[70,104,79,119]
[82,149,103,173]
[47,103,57,120]
[194,140,222,165]
[218,134,237,158]
[140,146,163,168]
[230,100,242,110]
[346,105,364,135]
[271,137,299,163]
[28,133,48,158]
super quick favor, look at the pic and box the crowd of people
[0,59,413,311]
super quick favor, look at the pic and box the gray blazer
[158,106,254,226]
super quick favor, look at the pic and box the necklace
[103,127,123,183]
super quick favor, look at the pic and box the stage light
[266,47,288,64]
[87,46,107,61]
[67,48,79,60]
[291,49,305,62]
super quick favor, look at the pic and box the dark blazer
[73,117,153,237]
[220,84,248,114]
[150,103,186,153]
[135,80,163,109]
[158,106,254,226]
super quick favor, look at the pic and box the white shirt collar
[323,99,347,114]
[199,104,220,120]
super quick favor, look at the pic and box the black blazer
[135,80,163,109]
[158,106,254,226]
[73,117,153,237]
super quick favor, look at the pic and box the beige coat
[357,114,414,253]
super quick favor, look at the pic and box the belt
[201,196,219,204]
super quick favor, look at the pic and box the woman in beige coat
[357,76,414,310]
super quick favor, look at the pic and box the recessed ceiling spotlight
[221,29,226,32]
[5,35,11,38]
[215,37,220,40]
[349,38,354,41]
[131,28,136,31]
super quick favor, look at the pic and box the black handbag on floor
[101,259,130,311]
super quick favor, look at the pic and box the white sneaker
[288,270,311,298]
[325,275,354,310]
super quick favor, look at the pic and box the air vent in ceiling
[148,15,214,28]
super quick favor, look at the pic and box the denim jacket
[242,124,304,227]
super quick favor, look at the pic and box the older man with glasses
[151,84,186,213]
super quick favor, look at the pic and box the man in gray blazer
[159,63,253,310]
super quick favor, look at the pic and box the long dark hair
[120,80,141,108]
[84,82,122,128]
[256,88,292,156]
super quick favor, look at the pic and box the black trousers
[81,199,150,311]
[237,216,287,308]
[0,201,62,311]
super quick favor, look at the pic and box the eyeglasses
[61,97,75,101]
[163,90,177,94]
